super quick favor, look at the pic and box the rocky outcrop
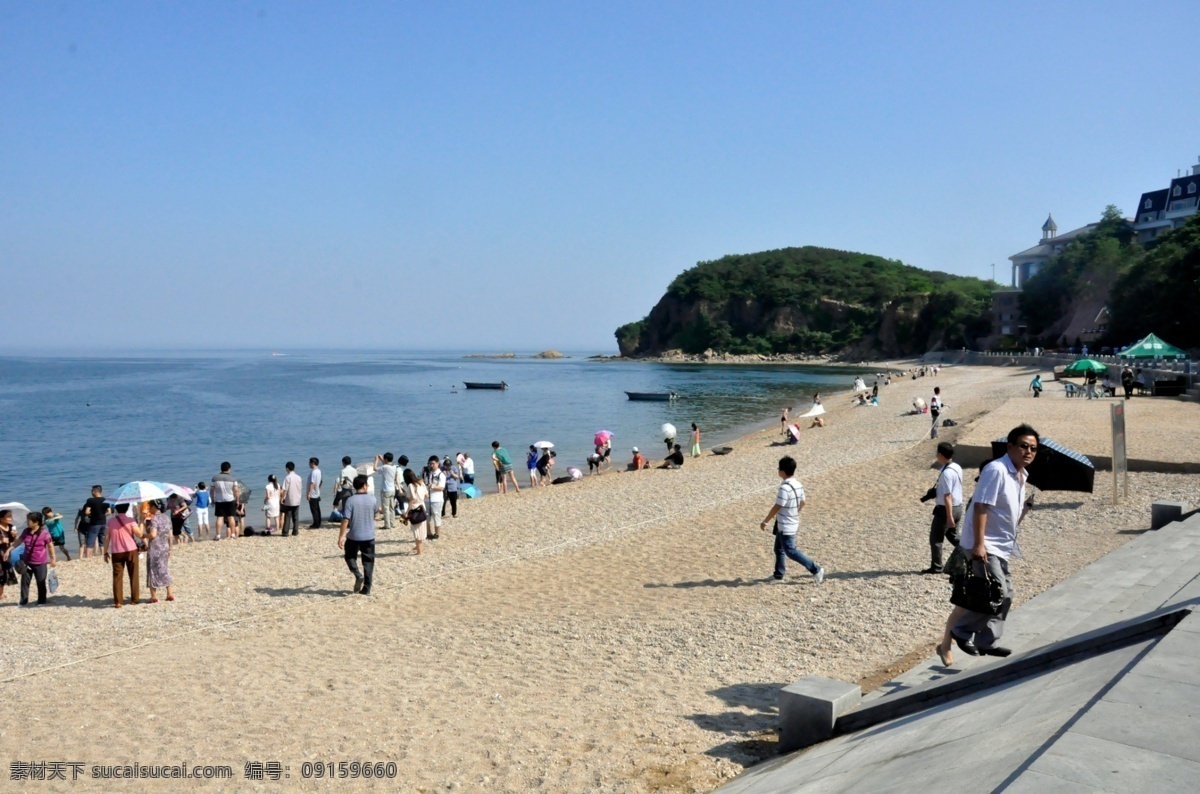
[533,350,567,359]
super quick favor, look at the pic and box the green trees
[1107,214,1200,349]
[615,245,993,356]
[1020,206,1139,338]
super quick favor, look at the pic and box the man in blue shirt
[337,475,378,596]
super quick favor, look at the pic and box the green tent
[1122,333,1188,360]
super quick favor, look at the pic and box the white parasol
[661,423,677,439]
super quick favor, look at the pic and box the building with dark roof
[1133,158,1200,243]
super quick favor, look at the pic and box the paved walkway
[718,512,1200,793]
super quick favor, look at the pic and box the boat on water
[625,391,678,402]
[464,381,509,390]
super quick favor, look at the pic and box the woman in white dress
[263,475,281,534]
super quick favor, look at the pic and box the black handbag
[949,560,1005,615]
[407,504,428,525]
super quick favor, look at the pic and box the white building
[1007,214,1099,288]
[1133,158,1200,244]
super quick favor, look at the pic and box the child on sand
[42,507,71,561]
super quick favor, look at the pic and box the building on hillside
[1133,158,1200,244]
[985,214,1099,345]
[1008,214,1100,289]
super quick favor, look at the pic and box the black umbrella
[988,437,1095,493]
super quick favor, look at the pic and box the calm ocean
[0,351,868,533]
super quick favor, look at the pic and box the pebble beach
[2,363,1198,793]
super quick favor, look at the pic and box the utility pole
[990,263,995,285]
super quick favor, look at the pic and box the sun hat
[632,447,639,452]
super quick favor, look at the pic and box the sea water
[0,350,870,535]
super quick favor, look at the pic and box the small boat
[464,381,509,390]
[625,391,679,402]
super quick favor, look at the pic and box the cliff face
[621,293,943,358]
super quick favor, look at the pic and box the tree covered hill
[615,246,993,357]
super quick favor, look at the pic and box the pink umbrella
[594,430,613,447]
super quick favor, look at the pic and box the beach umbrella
[594,430,613,446]
[108,481,169,505]
[661,423,677,439]
[148,482,194,500]
[460,484,481,499]
[1062,359,1108,376]
[1121,333,1188,360]
[0,501,30,526]
[534,440,555,449]
[988,437,1095,493]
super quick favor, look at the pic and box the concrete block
[779,676,861,752]
[1152,501,1188,530]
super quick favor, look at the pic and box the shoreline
[5,364,1190,792]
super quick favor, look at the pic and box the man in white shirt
[947,424,1037,660]
[929,387,945,439]
[759,456,825,584]
[923,442,963,574]
[374,452,400,530]
[306,458,322,529]
[280,461,304,537]
[460,452,475,485]
[334,456,356,512]
[423,456,446,540]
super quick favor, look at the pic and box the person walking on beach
[18,511,57,606]
[929,387,944,439]
[104,503,143,607]
[192,482,211,539]
[82,485,110,559]
[333,457,356,512]
[443,457,461,516]
[375,453,399,530]
[938,424,1038,664]
[424,456,445,540]
[0,509,17,598]
[1029,374,1043,398]
[459,452,475,485]
[306,458,323,528]
[690,423,702,458]
[536,450,555,486]
[280,462,303,536]
[143,500,174,603]
[491,442,520,494]
[922,442,963,574]
[759,456,825,584]
[780,407,791,438]
[1120,366,1134,400]
[262,474,281,534]
[527,446,541,488]
[402,468,428,555]
[338,475,377,595]
[211,463,239,540]
[42,507,71,561]
[166,493,190,545]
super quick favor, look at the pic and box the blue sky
[2,1,1198,352]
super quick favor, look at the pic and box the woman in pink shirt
[18,511,57,606]
[103,503,143,607]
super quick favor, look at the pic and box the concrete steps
[1183,385,1200,403]
[862,513,1200,704]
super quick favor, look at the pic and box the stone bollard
[779,676,861,753]
[1151,502,1188,530]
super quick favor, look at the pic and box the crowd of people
[1,423,722,606]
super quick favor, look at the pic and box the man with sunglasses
[949,424,1039,659]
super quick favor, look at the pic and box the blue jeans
[774,533,818,578]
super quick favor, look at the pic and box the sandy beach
[2,364,1198,792]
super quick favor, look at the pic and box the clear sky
[2,1,1198,352]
